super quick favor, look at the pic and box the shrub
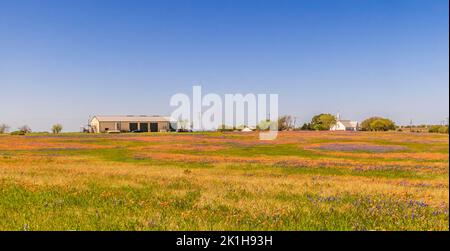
[10,131,25,135]
[217,124,234,132]
[52,124,63,134]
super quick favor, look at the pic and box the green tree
[361,117,396,131]
[300,123,312,130]
[429,125,449,134]
[52,124,63,134]
[439,126,449,134]
[310,114,336,131]
[361,117,378,131]
[370,120,388,131]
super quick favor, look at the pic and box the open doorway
[129,123,138,132]
[150,123,158,132]
[140,123,149,132]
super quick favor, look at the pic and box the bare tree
[18,125,32,134]
[278,115,294,131]
[0,124,9,134]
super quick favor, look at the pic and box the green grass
[0,181,446,231]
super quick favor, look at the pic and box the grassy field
[0,131,448,230]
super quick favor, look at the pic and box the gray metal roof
[339,120,359,128]
[92,115,172,122]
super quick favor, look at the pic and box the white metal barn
[89,115,172,133]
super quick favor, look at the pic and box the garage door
[150,123,158,132]
[129,123,138,132]
[140,123,149,132]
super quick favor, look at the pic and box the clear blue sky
[1,0,448,131]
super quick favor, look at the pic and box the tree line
[275,114,414,132]
[274,114,396,131]
[0,123,63,135]
[236,114,398,132]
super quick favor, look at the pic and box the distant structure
[89,115,173,133]
[330,113,360,131]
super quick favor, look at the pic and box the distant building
[330,113,360,131]
[89,115,172,133]
[241,127,253,132]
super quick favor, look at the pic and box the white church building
[330,114,360,131]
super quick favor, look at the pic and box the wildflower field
[0,131,448,230]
